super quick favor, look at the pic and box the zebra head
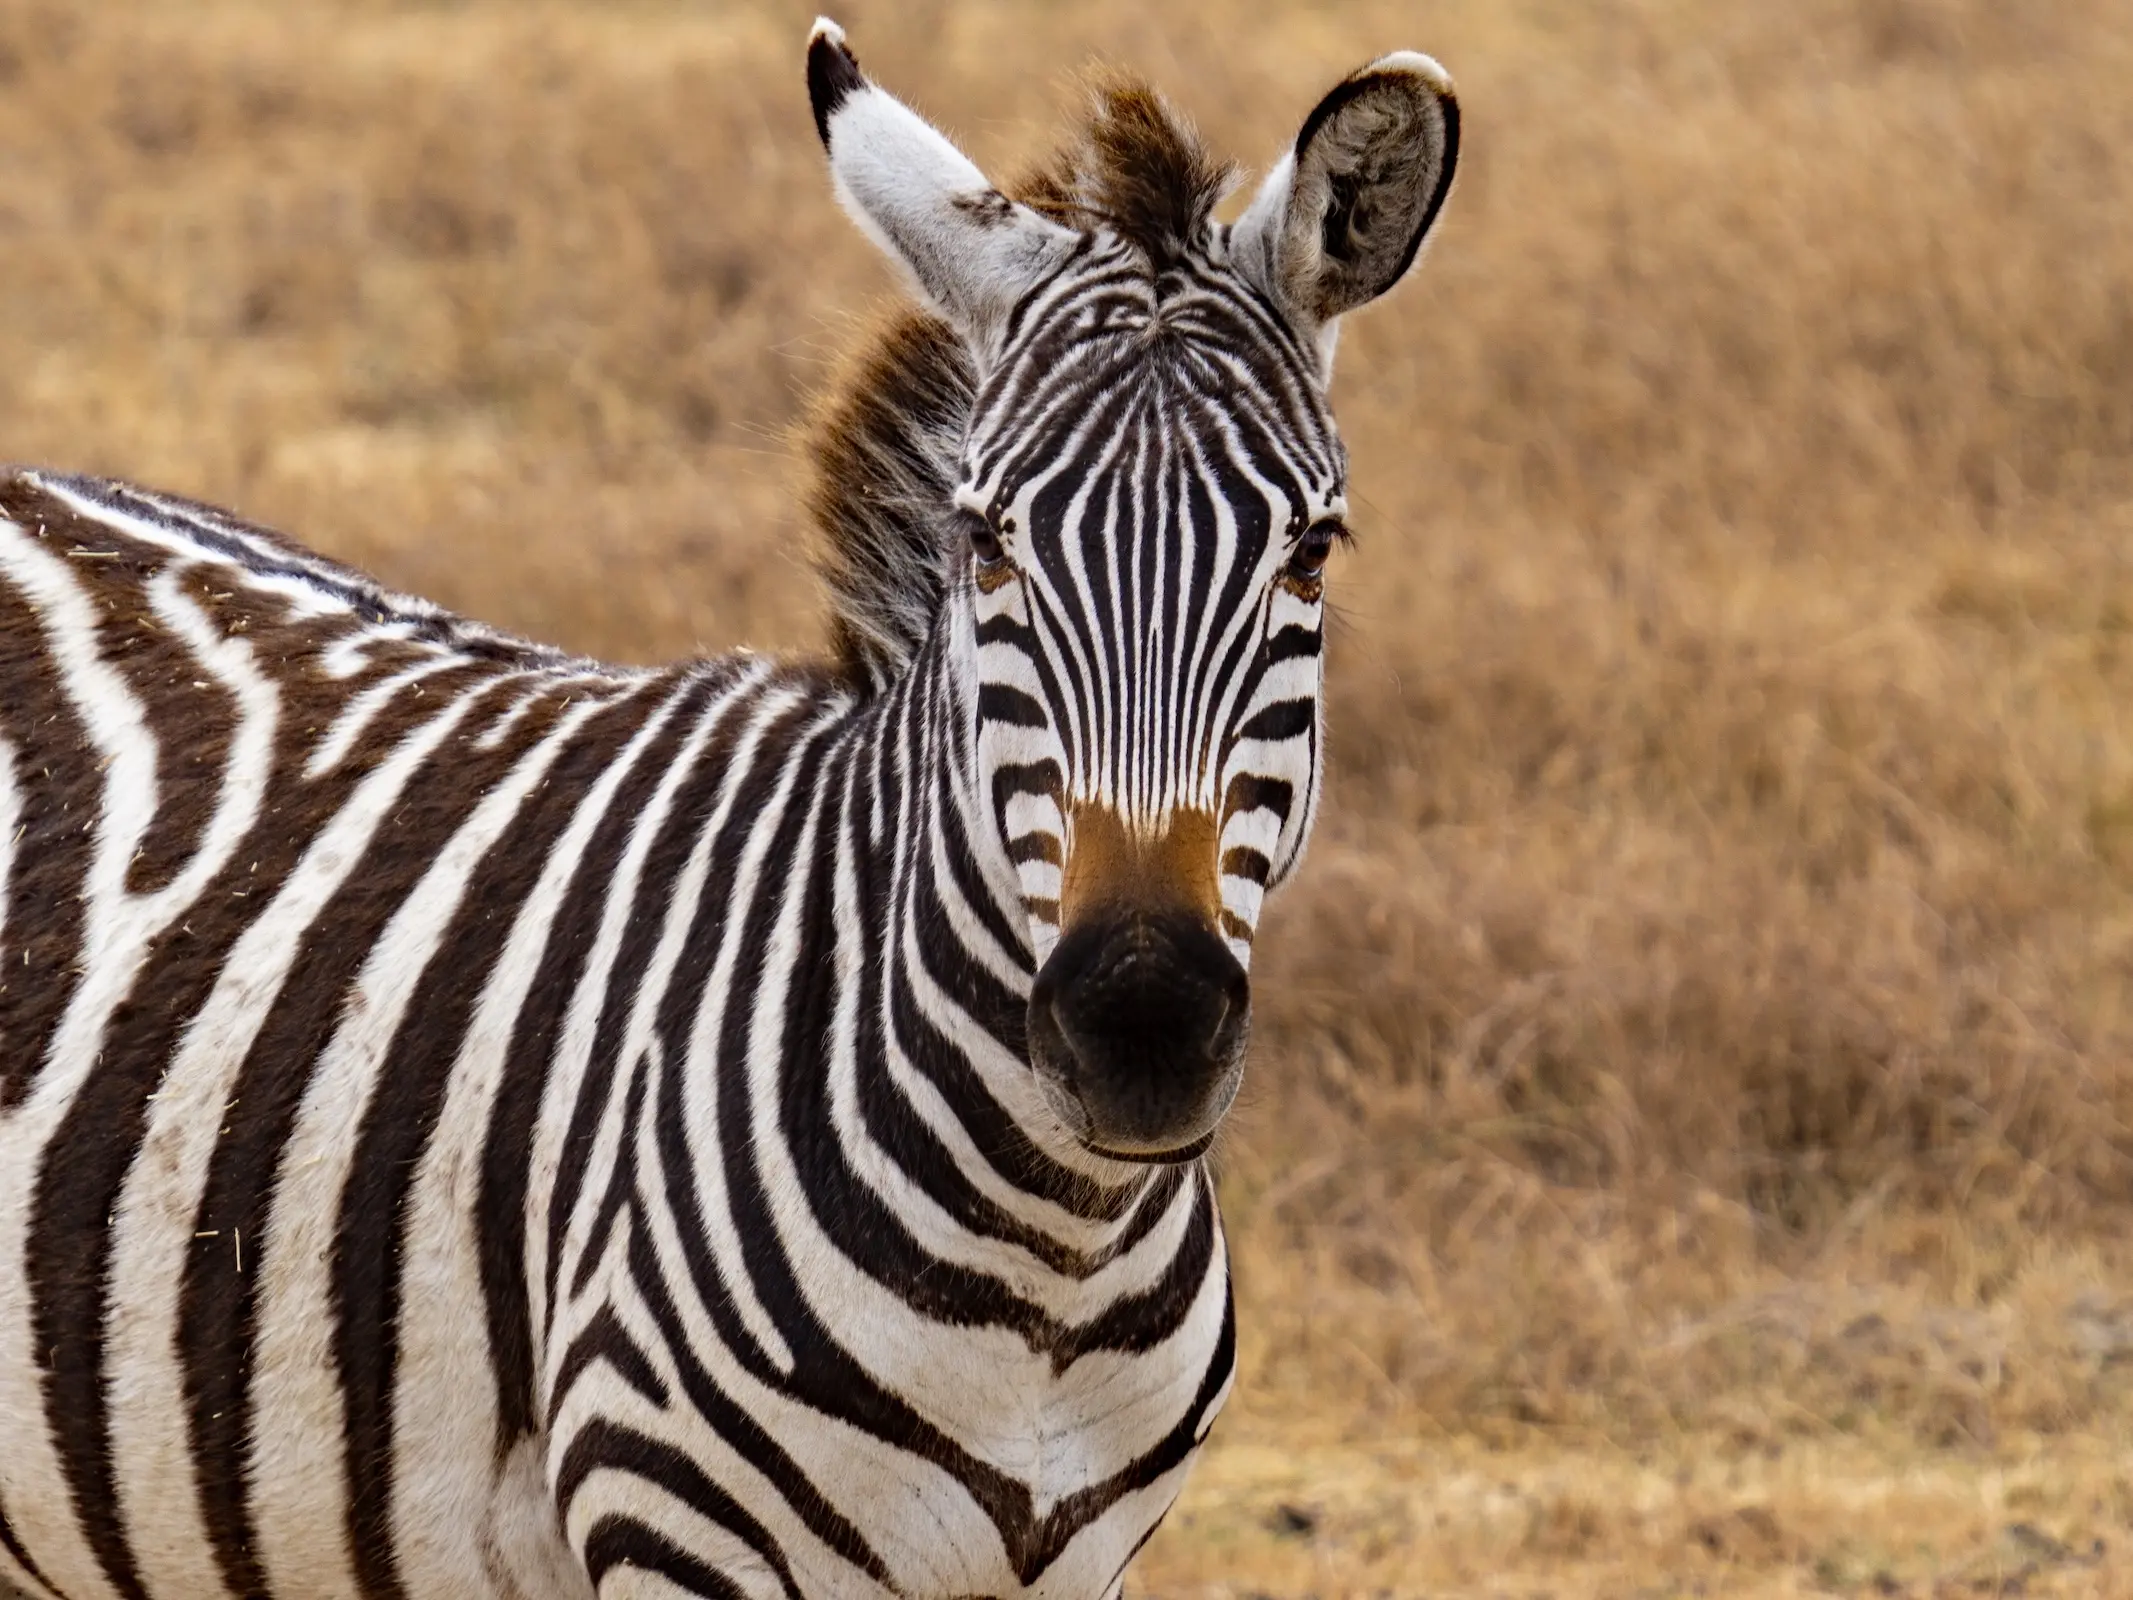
[808,21,1457,1162]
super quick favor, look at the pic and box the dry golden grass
[4,0,2132,1592]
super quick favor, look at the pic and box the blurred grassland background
[4,0,2132,1592]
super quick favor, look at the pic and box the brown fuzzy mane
[805,311,976,695]
[806,74,1233,694]
[1010,71,1236,270]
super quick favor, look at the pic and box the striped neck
[738,603,1178,1275]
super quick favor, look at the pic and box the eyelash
[1288,518,1348,579]
[958,507,1010,566]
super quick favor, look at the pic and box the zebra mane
[806,310,976,696]
[806,72,1234,695]
[1014,71,1236,271]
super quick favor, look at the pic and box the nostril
[1028,963,1059,1017]
[1202,991,1235,1061]
[1204,980,1252,1064]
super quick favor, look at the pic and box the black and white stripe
[0,468,1222,1600]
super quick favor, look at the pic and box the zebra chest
[767,1325,1217,1599]
[757,1238,1235,1598]
[550,1104,1231,1594]
[855,1313,1178,1488]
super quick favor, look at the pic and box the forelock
[1011,71,1235,271]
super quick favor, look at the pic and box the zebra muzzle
[1026,905,1251,1161]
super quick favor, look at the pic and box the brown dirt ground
[3,0,2131,1593]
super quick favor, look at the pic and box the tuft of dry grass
[5,0,2132,1592]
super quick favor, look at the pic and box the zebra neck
[817,613,1174,1258]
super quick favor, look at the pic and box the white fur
[0,521,274,1600]
[817,46,1077,344]
[100,572,284,1600]
[238,676,510,1600]
[522,666,771,1384]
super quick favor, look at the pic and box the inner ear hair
[1283,59,1458,323]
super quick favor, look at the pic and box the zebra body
[0,21,1455,1600]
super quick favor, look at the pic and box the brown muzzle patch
[1059,803,1222,930]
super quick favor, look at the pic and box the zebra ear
[807,19,1078,337]
[1231,53,1459,332]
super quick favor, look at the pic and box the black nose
[1027,908,1251,1159]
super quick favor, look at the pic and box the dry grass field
[4,0,2133,1593]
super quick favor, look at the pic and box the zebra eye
[1288,519,1345,580]
[958,507,1007,567]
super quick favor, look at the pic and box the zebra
[0,17,1456,1600]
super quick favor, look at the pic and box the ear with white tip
[807,18,1079,337]
[1231,52,1459,332]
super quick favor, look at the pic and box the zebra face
[952,286,1347,1160]
[810,21,1457,1159]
